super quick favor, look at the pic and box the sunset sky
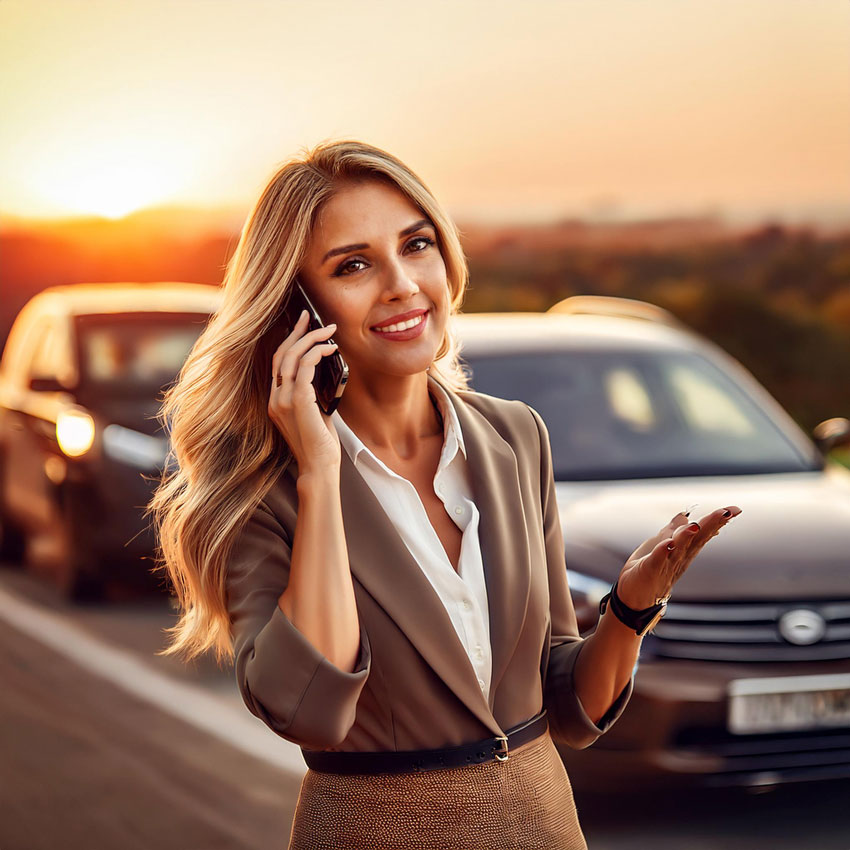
[1,0,847,225]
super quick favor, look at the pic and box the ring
[275,373,283,387]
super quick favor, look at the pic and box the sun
[26,138,190,219]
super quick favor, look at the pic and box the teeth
[374,313,424,333]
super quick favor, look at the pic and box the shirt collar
[331,378,467,469]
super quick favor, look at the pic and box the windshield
[74,312,210,393]
[462,349,820,479]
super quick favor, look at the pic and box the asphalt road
[1,566,848,850]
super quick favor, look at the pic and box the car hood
[555,466,850,600]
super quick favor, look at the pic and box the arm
[528,404,636,750]
[225,488,369,749]
[279,469,361,675]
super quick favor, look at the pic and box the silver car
[449,296,850,792]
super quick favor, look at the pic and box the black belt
[302,709,548,775]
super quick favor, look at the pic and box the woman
[150,140,742,849]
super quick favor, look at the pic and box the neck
[336,370,443,461]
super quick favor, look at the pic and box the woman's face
[298,179,450,384]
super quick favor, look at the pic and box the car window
[28,319,67,381]
[73,312,210,393]
[462,349,819,480]
[663,359,756,438]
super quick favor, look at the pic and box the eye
[405,235,435,253]
[332,256,369,277]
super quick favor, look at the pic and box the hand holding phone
[281,283,348,416]
[266,299,344,474]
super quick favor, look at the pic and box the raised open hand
[615,505,743,610]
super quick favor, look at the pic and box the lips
[370,308,428,332]
[369,309,429,341]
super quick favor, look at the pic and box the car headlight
[56,408,96,457]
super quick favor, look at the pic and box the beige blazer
[225,375,633,754]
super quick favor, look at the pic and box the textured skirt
[287,730,588,850]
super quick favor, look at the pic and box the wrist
[296,467,341,496]
[599,579,669,638]
[615,574,669,610]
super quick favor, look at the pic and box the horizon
[1,1,847,227]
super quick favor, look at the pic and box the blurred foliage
[463,223,850,434]
[2,219,848,437]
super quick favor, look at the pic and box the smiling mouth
[371,313,426,334]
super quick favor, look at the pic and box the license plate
[727,673,850,734]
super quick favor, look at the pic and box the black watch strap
[599,579,668,636]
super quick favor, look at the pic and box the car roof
[451,311,706,355]
[26,282,223,318]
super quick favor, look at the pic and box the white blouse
[331,382,493,701]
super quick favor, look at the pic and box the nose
[381,257,420,301]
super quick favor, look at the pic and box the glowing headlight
[56,409,96,457]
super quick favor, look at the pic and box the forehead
[310,180,424,246]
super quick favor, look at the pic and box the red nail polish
[666,542,676,551]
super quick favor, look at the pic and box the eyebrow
[320,218,434,265]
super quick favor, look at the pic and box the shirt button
[478,678,486,690]
[462,599,471,610]
[437,482,445,494]
[454,506,463,516]
[475,645,483,659]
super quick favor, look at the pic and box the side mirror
[29,376,68,393]
[812,417,850,454]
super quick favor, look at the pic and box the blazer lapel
[436,377,532,706]
[338,449,503,736]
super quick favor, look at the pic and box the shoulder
[453,388,547,456]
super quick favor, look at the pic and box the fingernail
[687,523,700,533]
[666,542,676,551]
[722,509,732,517]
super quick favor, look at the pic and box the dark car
[448,296,850,792]
[0,282,221,600]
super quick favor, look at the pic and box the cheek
[323,289,373,341]
[419,255,448,293]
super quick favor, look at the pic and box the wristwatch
[599,579,671,637]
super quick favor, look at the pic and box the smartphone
[281,282,348,416]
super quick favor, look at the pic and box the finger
[694,505,742,536]
[292,343,339,406]
[274,322,338,386]
[273,316,335,377]
[270,309,309,381]
[671,520,701,548]
[666,511,692,533]
[269,343,338,431]
[631,511,689,562]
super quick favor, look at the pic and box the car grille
[644,599,850,662]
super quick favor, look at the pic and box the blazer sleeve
[527,404,634,750]
[225,496,371,749]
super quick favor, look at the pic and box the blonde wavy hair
[148,139,470,665]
